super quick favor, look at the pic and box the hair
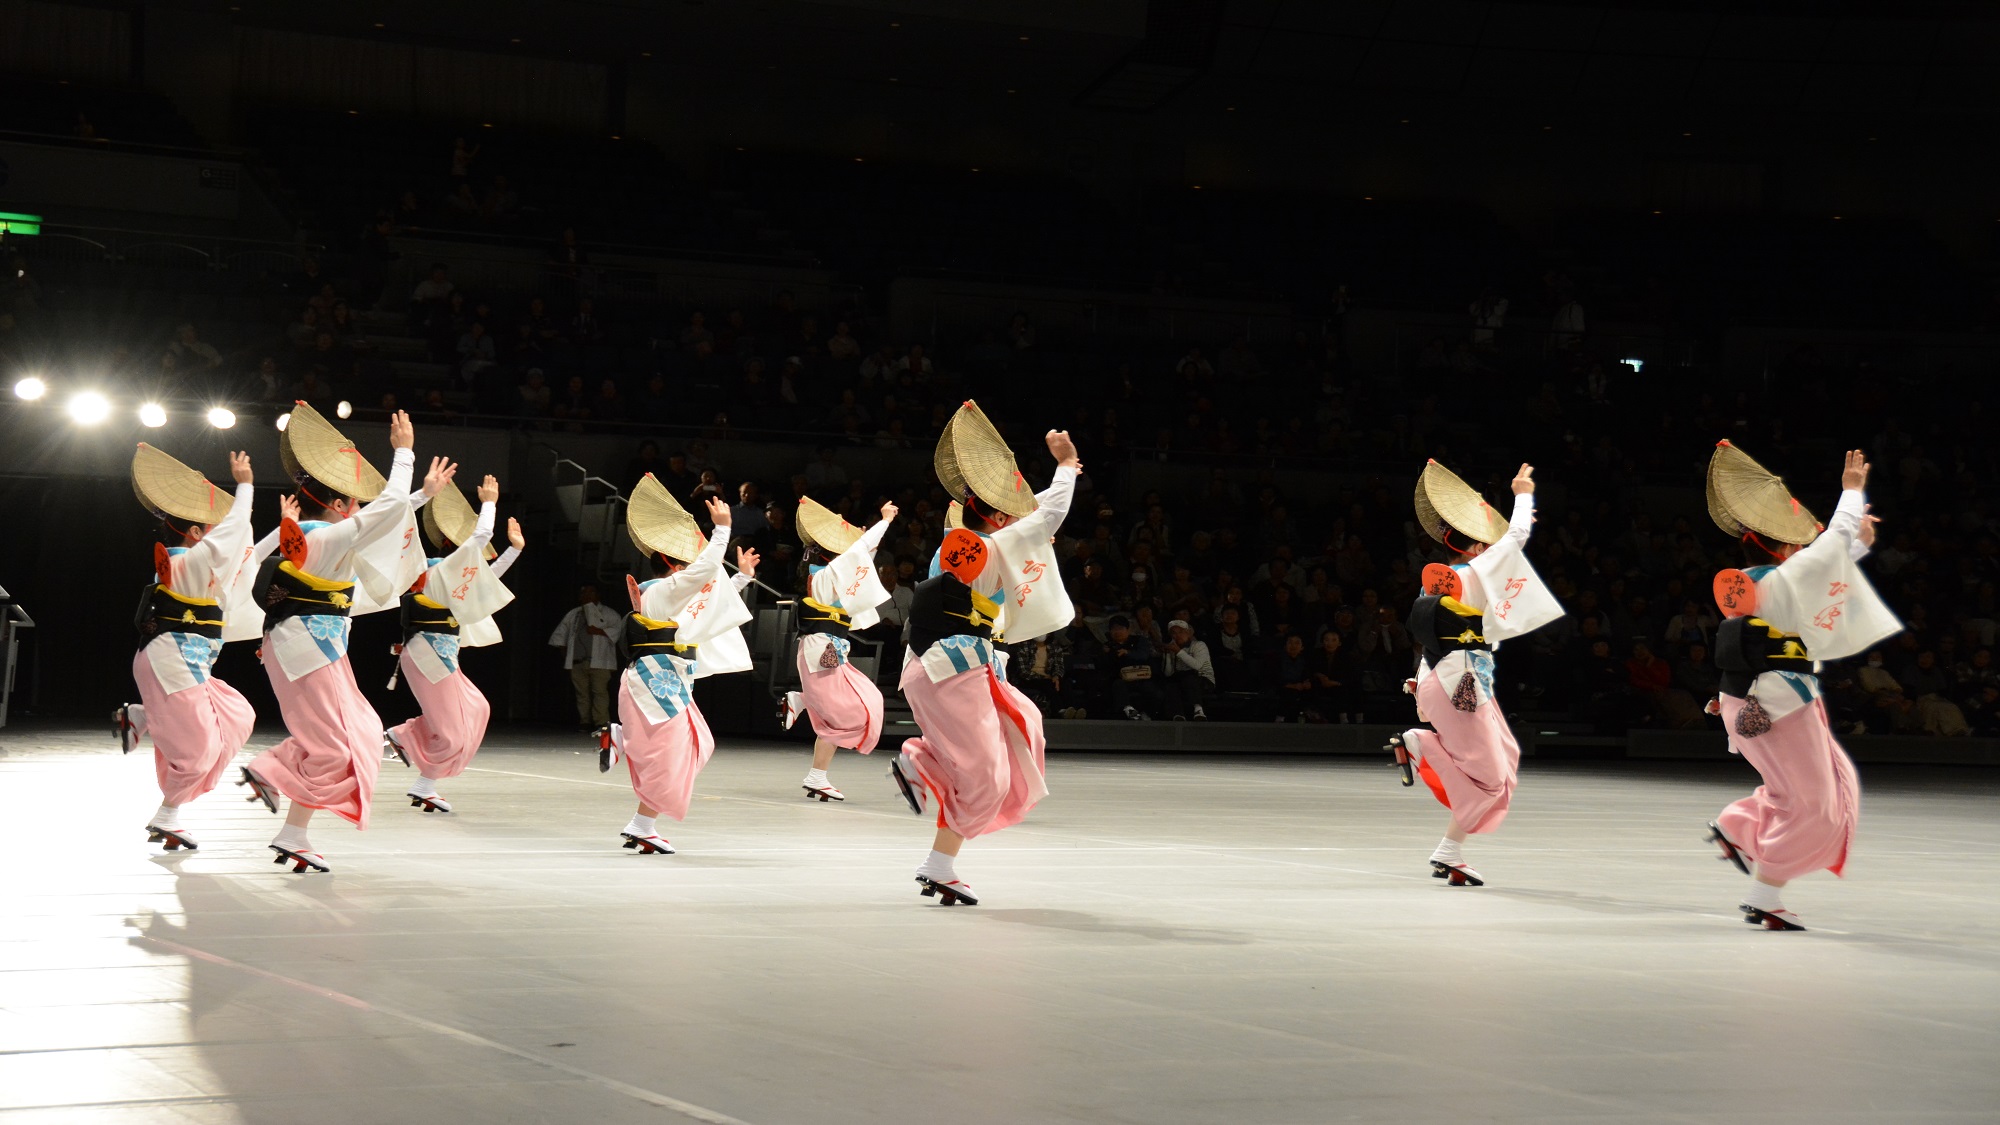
[648,554,675,578]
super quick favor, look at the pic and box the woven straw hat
[285,401,386,500]
[131,444,236,526]
[935,400,1036,518]
[944,501,964,531]
[628,473,705,564]
[421,480,496,561]
[796,497,863,555]
[1706,441,1821,545]
[1413,460,1510,546]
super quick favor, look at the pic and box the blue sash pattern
[303,615,350,663]
[634,652,697,721]
[419,632,461,675]
[170,633,222,683]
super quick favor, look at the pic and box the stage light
[336,400,353,420]
[207,407,236,429]
[275,412,291,432]
[138,402,167,428]
[13,376,46,400]
[1622,358,1646,373]
[66,392,111,425]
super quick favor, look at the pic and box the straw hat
[796,497,863,556]
[944,501,964,531]
[627,473,705,564]
[1706,441,1821,546]
[1413,460,1509,546]
[285,401,386,500]
[421,480,497,561]
[934,400,1036,518]
[131,444,236,526]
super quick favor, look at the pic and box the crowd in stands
[5,98,1997,735]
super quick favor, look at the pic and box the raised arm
[1010,431,1082,539]
[491,517,524,579]
[1504,463,1535,547]
[468,476,499,550]
[1786,451,1869,572]
[250,492,302,567]
[186,452,257,572]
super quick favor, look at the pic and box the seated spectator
[290,366,336,409]
[569,298,605,345]
[733,481,769,536]
[623,441,663,491]
[659,451,700,501]
[457,322,498,381]
[1161,619,1213,720]
[805,446,849,493]
[680,310,714,351]
[1104,615,1163,721]
[826,321,861,361]
[1273,634,1314,720]
[167,323,221,373]
[1662,599,1717,651]
[411,263,454,308]
[1007,630,1072,717]
[890,344,933,378]
[591,378,628,426]
[553,374,593,429]
[517,368,552,418]
[635,373,673,424]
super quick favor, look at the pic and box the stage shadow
[975,907,1253,945]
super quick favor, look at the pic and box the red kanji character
[1828,580,1849,597]
[1812,602,1845,631]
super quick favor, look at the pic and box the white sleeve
[491,545,521,579]
[250,525,282,567]
[185,483,256,573]
[348,448,418,538]
[1785,490,1866,573]
[1505,492,1533,548]
[468,501,497,549]
[732,572,753,592]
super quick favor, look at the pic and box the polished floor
[4,726,1999,1125]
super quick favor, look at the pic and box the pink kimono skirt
[1716,693,1859,882]
[249,646,384,829]
[131,649,256,807]
[899,657,1047,840]
[797,645,884,753]
[618,678,715,821]
[386,645,492,781]
[1404,665,1520,835]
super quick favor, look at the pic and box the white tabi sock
[151,803,181,830]
[624,814,658,838]
[916,849,956,881]
[1429,837,1464,865]
[804,768,830,787]
[272,825,312,852]
[1742,880,1784,912]
[409,776,439,798]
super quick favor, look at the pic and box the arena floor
[4,727,1998,1124]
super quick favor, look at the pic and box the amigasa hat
[796,496,863,555]
[421,478,497,561]
[934,400,1036,518]
[1706,440,1821,546]
[627,473,706,564]
[132,443,236,525]
[1412,459,1510,546]
[284,401,386,500]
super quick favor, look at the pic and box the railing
[0,127,240,160]
[0,582,35,728]
[24,223,324,277]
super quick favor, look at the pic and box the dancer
[780,497,897,801]
[1702,444,1899,931]
[240,404,446,872]
[383,474,523,813]
[599,475,755,855]
[888,402,1079,905]
[1389,460,1562,887]
[116,445,261,852]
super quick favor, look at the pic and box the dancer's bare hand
[477,474,499,504]
[880,501,899,523]
[389,410,414,450]
[1046,429,1081,469]
[1859,504,1881,548]
[506,517,525,551]
[423,456,457,498]
[279,494,301,522]
[229,451,253,484]
[1842,449,1870,491]
[735,546,760,578]
[1511,463,1535,495]
[706,496,732,528]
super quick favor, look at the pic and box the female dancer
[781,497,897,801]
[1390,460,1561,886]
[1703,444,1899,930]
[599,478,755,854]
[117,445,260,851]
[887,402,1079,904]
[384,475,524,813]
[241,404,445,872]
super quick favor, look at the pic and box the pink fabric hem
[250,646,384,829]
[899,657,1047,840]
[796,646,884,752]
[1716,694,1859,882]
[132,650,255,807]
[1409,671,1519,835]
[617,678,714,821]
[386,650,491,781]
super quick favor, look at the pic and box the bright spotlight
[275,412,291,432]
[335,399,353,420]
[138,402,168,428]
[13,376,46,401]
[66,391,111,425]
[206,406,237,429]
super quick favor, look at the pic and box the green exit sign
[0,212,43,235]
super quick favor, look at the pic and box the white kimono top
[144,482,256,695]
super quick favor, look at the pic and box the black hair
[648,554,674,578]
